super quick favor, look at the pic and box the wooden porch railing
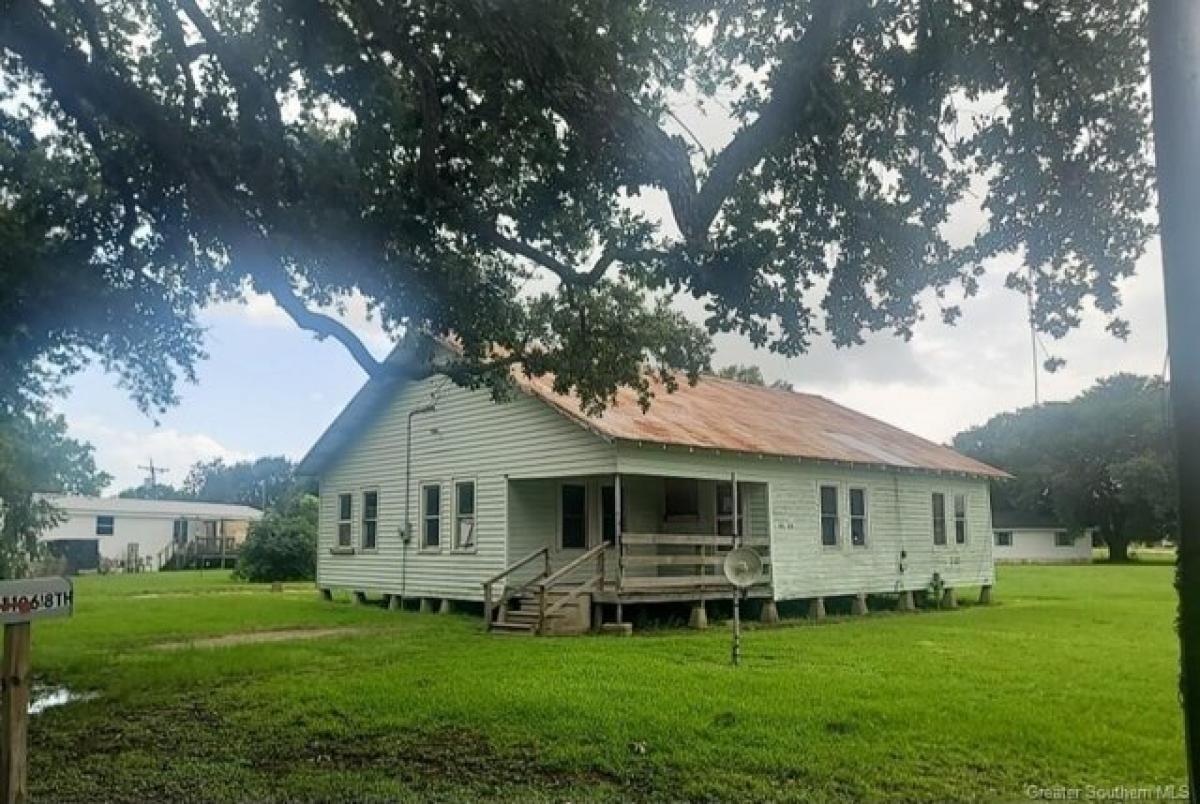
[482,547,550,630]
[617,532,770,593]
[157,537,240,570]
[536,542,607,635]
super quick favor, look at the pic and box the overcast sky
[48,86,1168,493]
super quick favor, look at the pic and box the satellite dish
[723,547,763,588]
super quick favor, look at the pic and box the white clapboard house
[38,495,263,573]
[991,510,1094,563]
[299,349,1008,634]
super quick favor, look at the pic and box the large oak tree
[0,0,1154,416]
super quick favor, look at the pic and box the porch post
[614,472,623,625]
[731,472,739,548]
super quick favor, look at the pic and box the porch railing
[616,532,770,593]
[536,542,606,634]
[482,546,550,629]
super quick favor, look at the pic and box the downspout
[401,402,437,607]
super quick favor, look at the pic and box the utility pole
[1148,0,1200,791]
[137,459,169,489]
[1028,286,1041,406]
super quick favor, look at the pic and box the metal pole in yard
[731,472,741,667]
[1149,0,1200,789]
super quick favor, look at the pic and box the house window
[421,484,441,549]
[664,478,699,519]
[337,493,352,547]
[849,488,867,547]
[1054,530,1073,548]
[932,493,947,546]
[95,515,114,536]
[172,519,189,544]
[995,531,1013,547]
[361,491,378,550]
[454,481,476,550]
[819,485,839,547]
[560,483,587,550]
[954,493,967,545]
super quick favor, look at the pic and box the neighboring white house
[298,348,1009,634]
[991,510,1094,564]
[38,495,263,573]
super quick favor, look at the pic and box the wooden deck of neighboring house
[157,535,242,570]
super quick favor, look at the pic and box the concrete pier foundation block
[352,591,368,606]
[438,598,452,615]
[808,597,826,621]
[387,595,402,611]
[852,593,869,616]
[897,590,916,612]
[759,599,781,625]
[419,598,434,614]
[319,588,333,602]
[942,588,958,609]
[979,585,993,605]
[689,602,709,630]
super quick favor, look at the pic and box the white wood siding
[614,443,995,599]
[316,379,996,602]
[317,377,616,600]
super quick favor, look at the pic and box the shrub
[235,495,317,583]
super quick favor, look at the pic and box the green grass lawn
[27,565,1185,803]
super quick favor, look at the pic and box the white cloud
[204,289,396,360]
[206,292,293,329]
[67,415,251,493]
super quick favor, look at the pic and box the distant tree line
[119,456,314,512]
[954,374,1176,562]
[715,364,795,391]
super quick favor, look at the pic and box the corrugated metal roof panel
[517,373,1009,479]
[36,495,264,519]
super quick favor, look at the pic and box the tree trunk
[1106,535,1130,564]
[1149,0,1200,792]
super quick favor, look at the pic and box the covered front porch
[486,473,773,634]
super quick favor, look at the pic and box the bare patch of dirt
[151,627,366,650]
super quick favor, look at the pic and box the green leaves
[954,373,1176,556]
[235,495,319,583]
[0,0,1158,419]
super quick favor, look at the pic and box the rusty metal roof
[519,373,1009,479]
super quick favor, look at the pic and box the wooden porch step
[490,621,535,634]
[503,610,541,624]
